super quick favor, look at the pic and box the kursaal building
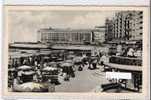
[37,27,105,45]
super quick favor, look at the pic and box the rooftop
[38,27,105,33]
[9,43,50,49]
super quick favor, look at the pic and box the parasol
[67,55,75,59]
[13,82,48,92]
[22,71,35,75]
[61,62,73,67]
[68,51,74,54]
[56,58,63,61]
[66,60,73,63]
[17,65,32,70]
[51,56,57,59]
[43,56,50,59]
[42,67,58,71]
[48,62,57,67]
[48,62,56,65]
[8,68,16,72]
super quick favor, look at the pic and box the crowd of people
[8,50,109,91]
[8,43,142,92]
[116,44,142,58]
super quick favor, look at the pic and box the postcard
[2,6,150,100]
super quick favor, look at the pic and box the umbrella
[17,65,32,70]
[73,57,82,63]
[9,52,21,58]
[8,68,16,72]
[61,62,73,67]
[43,56,50,59]
[39,52,50,55]
[66,60,73,63]
[69,51,74,54]
[14,82,48,92]
[48,62,57,67]
[67,55,75,59]
[56,58,63,61]
[90,56,98,60]
[48,62,56,65]
[33,53,40,56]
[42,67,58,71]
[23,71,35,75]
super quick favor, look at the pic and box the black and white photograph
[3,6,149,95]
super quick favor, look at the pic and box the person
[82,54,87,66]
[23,59,27,65]
[33,73,38,82]
[100,53,109,71]
[26,57,30,66]
[8,72,14,88]
[17,70,23,83]
[29,56,32,65]
[134,48,142,58]
[99,54,105,65]
[20,57,24,65]
[122,47,129,57]
[34,60,38,66]
[92,58,97,69]
[14,60,18,69]
[68,66,75,78]
[43,62,47,68]
[63,71,70,81]
[88,56,92,69]
[78,64,83,71]
[13,77,20,88]
[99,52,102,58]
[127,47,135,57]
[37,68,42,83]
[116,44,122,56]
[48,79,55,92]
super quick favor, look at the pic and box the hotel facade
[37,28,105,45]
[105,11,143,42]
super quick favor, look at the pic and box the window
[140,21,143,24]
[140,33,142,35]
[139,11,143,15]
[140,27,143,29]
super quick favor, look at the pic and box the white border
[1,5,150,100]
[4,0,150,6]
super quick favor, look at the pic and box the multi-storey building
[129,11,143,41]
[105,11,143,42]
[37,28,94,45]
[93,26,106,44]
[105,19,114,41]
[113,11,130,40]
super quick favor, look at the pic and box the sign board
[106,72,132,80]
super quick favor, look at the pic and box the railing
[109,56,142,66]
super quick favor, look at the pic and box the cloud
[8,11,116,42]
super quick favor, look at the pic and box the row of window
[40,32,91,43]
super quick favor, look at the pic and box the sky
[8,10,116,43]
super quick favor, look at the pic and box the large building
[105,19,114,41]
[93,26,106,44]
[37,28,94,45]
[105,11,143,42]
[130,11,143,40]
[37,27,105,45]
